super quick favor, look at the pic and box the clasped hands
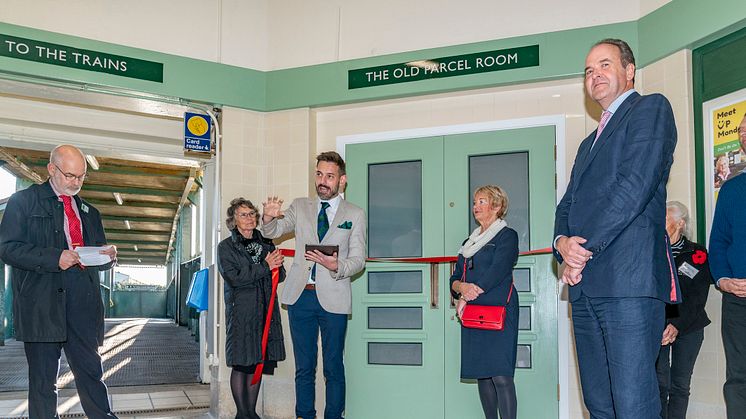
[454,281,484,318]
[265,249,284,270]
[719,278,746,298]
[556,236,593,285]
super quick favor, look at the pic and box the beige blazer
[260,197,366,314]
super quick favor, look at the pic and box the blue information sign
[184,112,212,153]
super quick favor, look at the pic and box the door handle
[430,263,438,309]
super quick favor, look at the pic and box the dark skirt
[460,297,519,379]
[231,361,277,375]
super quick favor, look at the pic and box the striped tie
[591,110,612,150]
[595,111,612,140]
[317,202,330,241]
[311,202,331,281]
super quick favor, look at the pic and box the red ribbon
[279,247,552,262]
[252,267,280,385]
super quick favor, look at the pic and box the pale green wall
[1,0,745,111]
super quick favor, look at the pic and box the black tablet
[305,244,339,256]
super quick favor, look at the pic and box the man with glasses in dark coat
[0,144,118,418]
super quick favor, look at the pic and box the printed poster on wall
[703,88,746,243]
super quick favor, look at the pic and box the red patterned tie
[61,195,84,249]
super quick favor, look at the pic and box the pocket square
[337,221,353,229]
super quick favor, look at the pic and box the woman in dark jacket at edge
[656,200,712,419]
[218,198,286,419]
[450,185,520,419]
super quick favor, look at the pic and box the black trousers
[723,293,746,419]
[24,271,116,419]
[656,327,704,419]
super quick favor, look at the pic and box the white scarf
[458,218,507,258]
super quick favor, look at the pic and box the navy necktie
[312,202,331,281]
[318,202,330,241]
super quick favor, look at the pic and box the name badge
[81,203,89,213]
[679,261,699,279]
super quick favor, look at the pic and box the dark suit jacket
[0,180,112,343]
[554,92,681,303]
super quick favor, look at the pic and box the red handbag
[459,260,514,331]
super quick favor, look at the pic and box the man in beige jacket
[261,151,366,419]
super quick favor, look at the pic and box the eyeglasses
[236,211,257,219]
[53,162,87,181]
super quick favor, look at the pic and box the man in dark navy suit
[554,39,680,418]
[0,145,118,418]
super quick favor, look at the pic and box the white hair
[666,200,690,238]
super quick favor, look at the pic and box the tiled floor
[0,319,208,417]
[0,383,211,418]
[0,319,200,392]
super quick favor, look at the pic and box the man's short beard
[317,185,337,200]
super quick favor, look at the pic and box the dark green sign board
[1,34,164,83]
[349,44,539,89]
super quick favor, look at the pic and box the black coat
[218,228,286,367]
[0,181,112,344]
[665,236,712,336]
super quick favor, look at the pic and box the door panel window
[468,153,530,251]
[519,306,531,330]
[368,271,422,294]
[513,268,531,292]
[368,161,422,258]
[368,342,423,366]
[368,307,423,329]
[516,344,532,368]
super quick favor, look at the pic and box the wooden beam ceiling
[0,146,200,266]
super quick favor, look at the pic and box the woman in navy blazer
[450,185,519,419]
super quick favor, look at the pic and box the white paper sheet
[74,246,113,266]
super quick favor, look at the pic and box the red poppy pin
[692,250,707,265]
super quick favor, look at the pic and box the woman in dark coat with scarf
[450,185,519,419]
[218,198,286,419]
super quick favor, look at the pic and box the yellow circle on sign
[187,115,209,136]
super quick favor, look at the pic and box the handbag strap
[462,258,514,305]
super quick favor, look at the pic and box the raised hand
[262,196,284,223]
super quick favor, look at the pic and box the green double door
[344,126,558,419]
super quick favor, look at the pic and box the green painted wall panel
[700,34,746,101]
[0,22,265,109]
[265,23,637,111]
[1,0,745,111]
[638,0,746,66]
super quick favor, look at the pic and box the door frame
[336,115,571,419]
